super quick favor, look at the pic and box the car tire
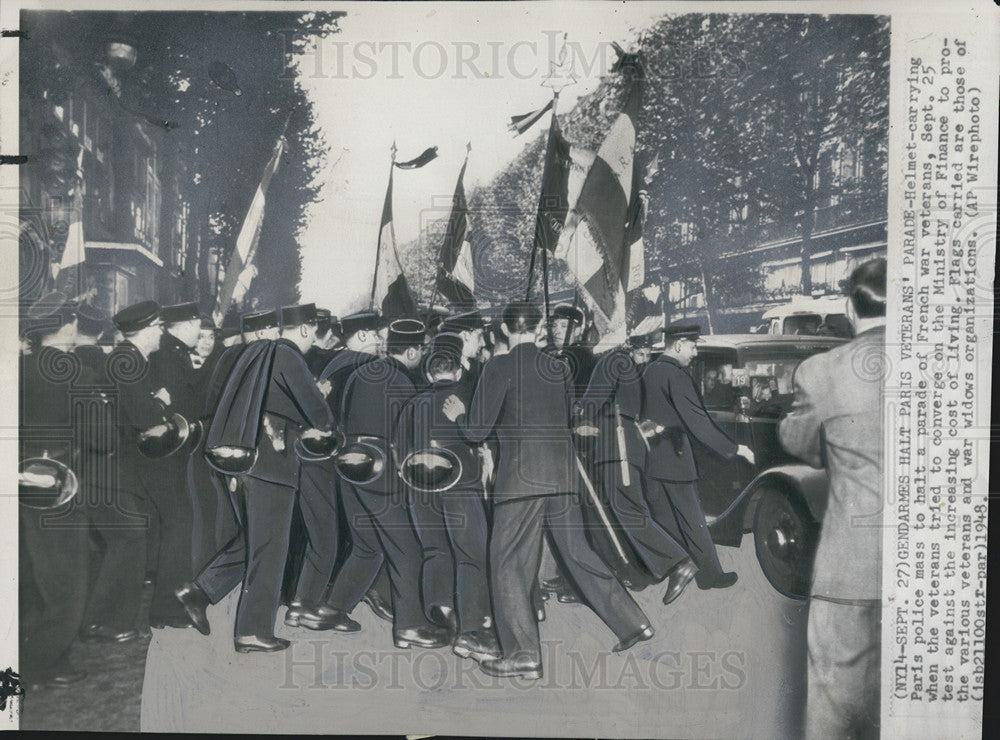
[752,486,820,600]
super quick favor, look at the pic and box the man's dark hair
[848,258,887,318]
[502,301,542,334]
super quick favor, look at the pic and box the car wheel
[752,486,819,600]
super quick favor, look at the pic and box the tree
[21,10,343,311]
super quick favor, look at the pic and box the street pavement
[142,534,809,738]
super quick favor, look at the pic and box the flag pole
[370,143,396,312]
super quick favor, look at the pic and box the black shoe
[663,559,698,605]
[479,656,542,680]
[298,606,362,633]
[393,625,451,649]
[175,582,212,635]
[363,589,394,622]
[696,570,739,590]
[613,625,654,653]
[556,591,580,604]
[452,630,501,662]
[284,603,307,628]
[79,624,139,643]
[234,635,290,653]
[42,667,88,688]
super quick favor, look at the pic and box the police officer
[443,301,653,679]
[18,303,103,686]
[639,323,755,596]
[323,318,450,649]
[398,332,497,661]
[175,310,276,635]
[309,311,393,629]
[79,300,168,643]
[146,302,203,627]
[177,306,334,652]
[575,326,699,603]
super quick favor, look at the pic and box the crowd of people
[19,258,884,701]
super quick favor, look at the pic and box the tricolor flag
[533,116,574,255]
[53,186,86,297]
[555,49,645,343]
[372,168,418,319]
[215,133,285,322]
[435,150,475,309]
[624,153,658,293]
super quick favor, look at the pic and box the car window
[817,313,853,338]
[783,314,823,335]
[692,352,738,410]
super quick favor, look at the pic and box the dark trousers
[235,477,296,637]
[646,478,724,579]
[491,494,648,663]
[146,457,195,622]
[329,483,427,630]
[187,451,238,574]
[292,461,341,607]
[443,490,491,631]
[326,480,383,612]
[84,488,147,630]
[194,479,246,605]
[598,462,689,581]
[408,488,455,619]
[19,504,90,680]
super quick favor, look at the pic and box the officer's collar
[275,337,301,352]
[657,354,684,368]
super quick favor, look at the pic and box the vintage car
[682,333,848,599]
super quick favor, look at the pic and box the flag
[623,153,658,293]
[533,117,574,255]
[435,153,475,309]
[394,146,438,170]
[215,134,285,321]
[372,168,418,318]
[509,99,554,136]
[555,51,645,342]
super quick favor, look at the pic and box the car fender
[713,464,829,530]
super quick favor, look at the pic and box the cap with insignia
[113,300,160,333]
[386,318,426,353]
[552,303,586,325]
[241,310,279,334]
[340,311,380,337]
[314,307,332,333]
[662,322,702,341]
[440,309,484,334]
[279,303,318,328]
[159,302,200,324]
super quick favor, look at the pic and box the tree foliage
[408,13,889,323]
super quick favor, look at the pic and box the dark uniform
[188,341,240,572]
[325,351,432,635]
[319,347,387,616]
[456,340,649,665]
[147,324,201,624]
[398,339,491,633]
[640,344,738,586]
[18,339,91,683]
[577,346,689,583]
[196,337,333,639]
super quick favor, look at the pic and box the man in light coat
[779,258,886,738]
